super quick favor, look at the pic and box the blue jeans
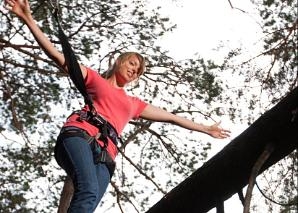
[55,136,110,213]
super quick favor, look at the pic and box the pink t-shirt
[63,67,147,159]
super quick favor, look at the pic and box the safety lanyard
[52,8,94,112]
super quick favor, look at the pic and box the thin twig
[110,181,140,213]
[227,0,247,13]
[228,0,233,8]
[255,181,298,207]
[117,148,167,194]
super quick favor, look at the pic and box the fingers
[220,132,230,138]
[4,0,31,20]
[222,128,231,134]
[216,132,227,139]
[221,128,231,137]
[4,0,16,11]
[214,128,230,139]
[215,121,231,133]
[210,121,231,139]
[5,0,16,6]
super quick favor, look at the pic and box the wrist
[22,13,33,23]
[201,124,211,134]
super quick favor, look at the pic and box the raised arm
[140,104,230,139]
[5,0,87,78]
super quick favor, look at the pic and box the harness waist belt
[72,110,123,146]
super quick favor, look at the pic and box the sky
[155,0,263,61]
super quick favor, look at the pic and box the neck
[107,75,125,89]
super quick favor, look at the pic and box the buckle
[79,111,88,121]
[99,150,107,162]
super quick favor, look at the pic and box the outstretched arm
[140,104,230,139]
[5,0,87,77]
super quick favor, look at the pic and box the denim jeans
[55,136,110,213]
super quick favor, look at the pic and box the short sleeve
[131,97,148,119]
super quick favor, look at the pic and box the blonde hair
[104,52,146,79]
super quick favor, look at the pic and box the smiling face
[117,54,141,83]
[108,52,145,87]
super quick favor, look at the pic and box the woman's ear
[113,58,123,71]
[114,58,121,67]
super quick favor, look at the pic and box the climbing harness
[70,109,123,148]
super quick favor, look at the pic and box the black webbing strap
[52,9,93,110]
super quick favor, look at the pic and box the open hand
[5,0,31,21]
[208,122,231,139]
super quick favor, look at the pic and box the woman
[5,0,231,212]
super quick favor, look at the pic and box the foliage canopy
[0,0,296,212]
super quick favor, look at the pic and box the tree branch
[110,181,140,213]
[57,176,73,213]
[117,148,167,194]
[243,143,274,213]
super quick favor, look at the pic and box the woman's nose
[131,67,137,74]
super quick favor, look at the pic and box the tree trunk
[146,87,298,213]
[57,176,73,213]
